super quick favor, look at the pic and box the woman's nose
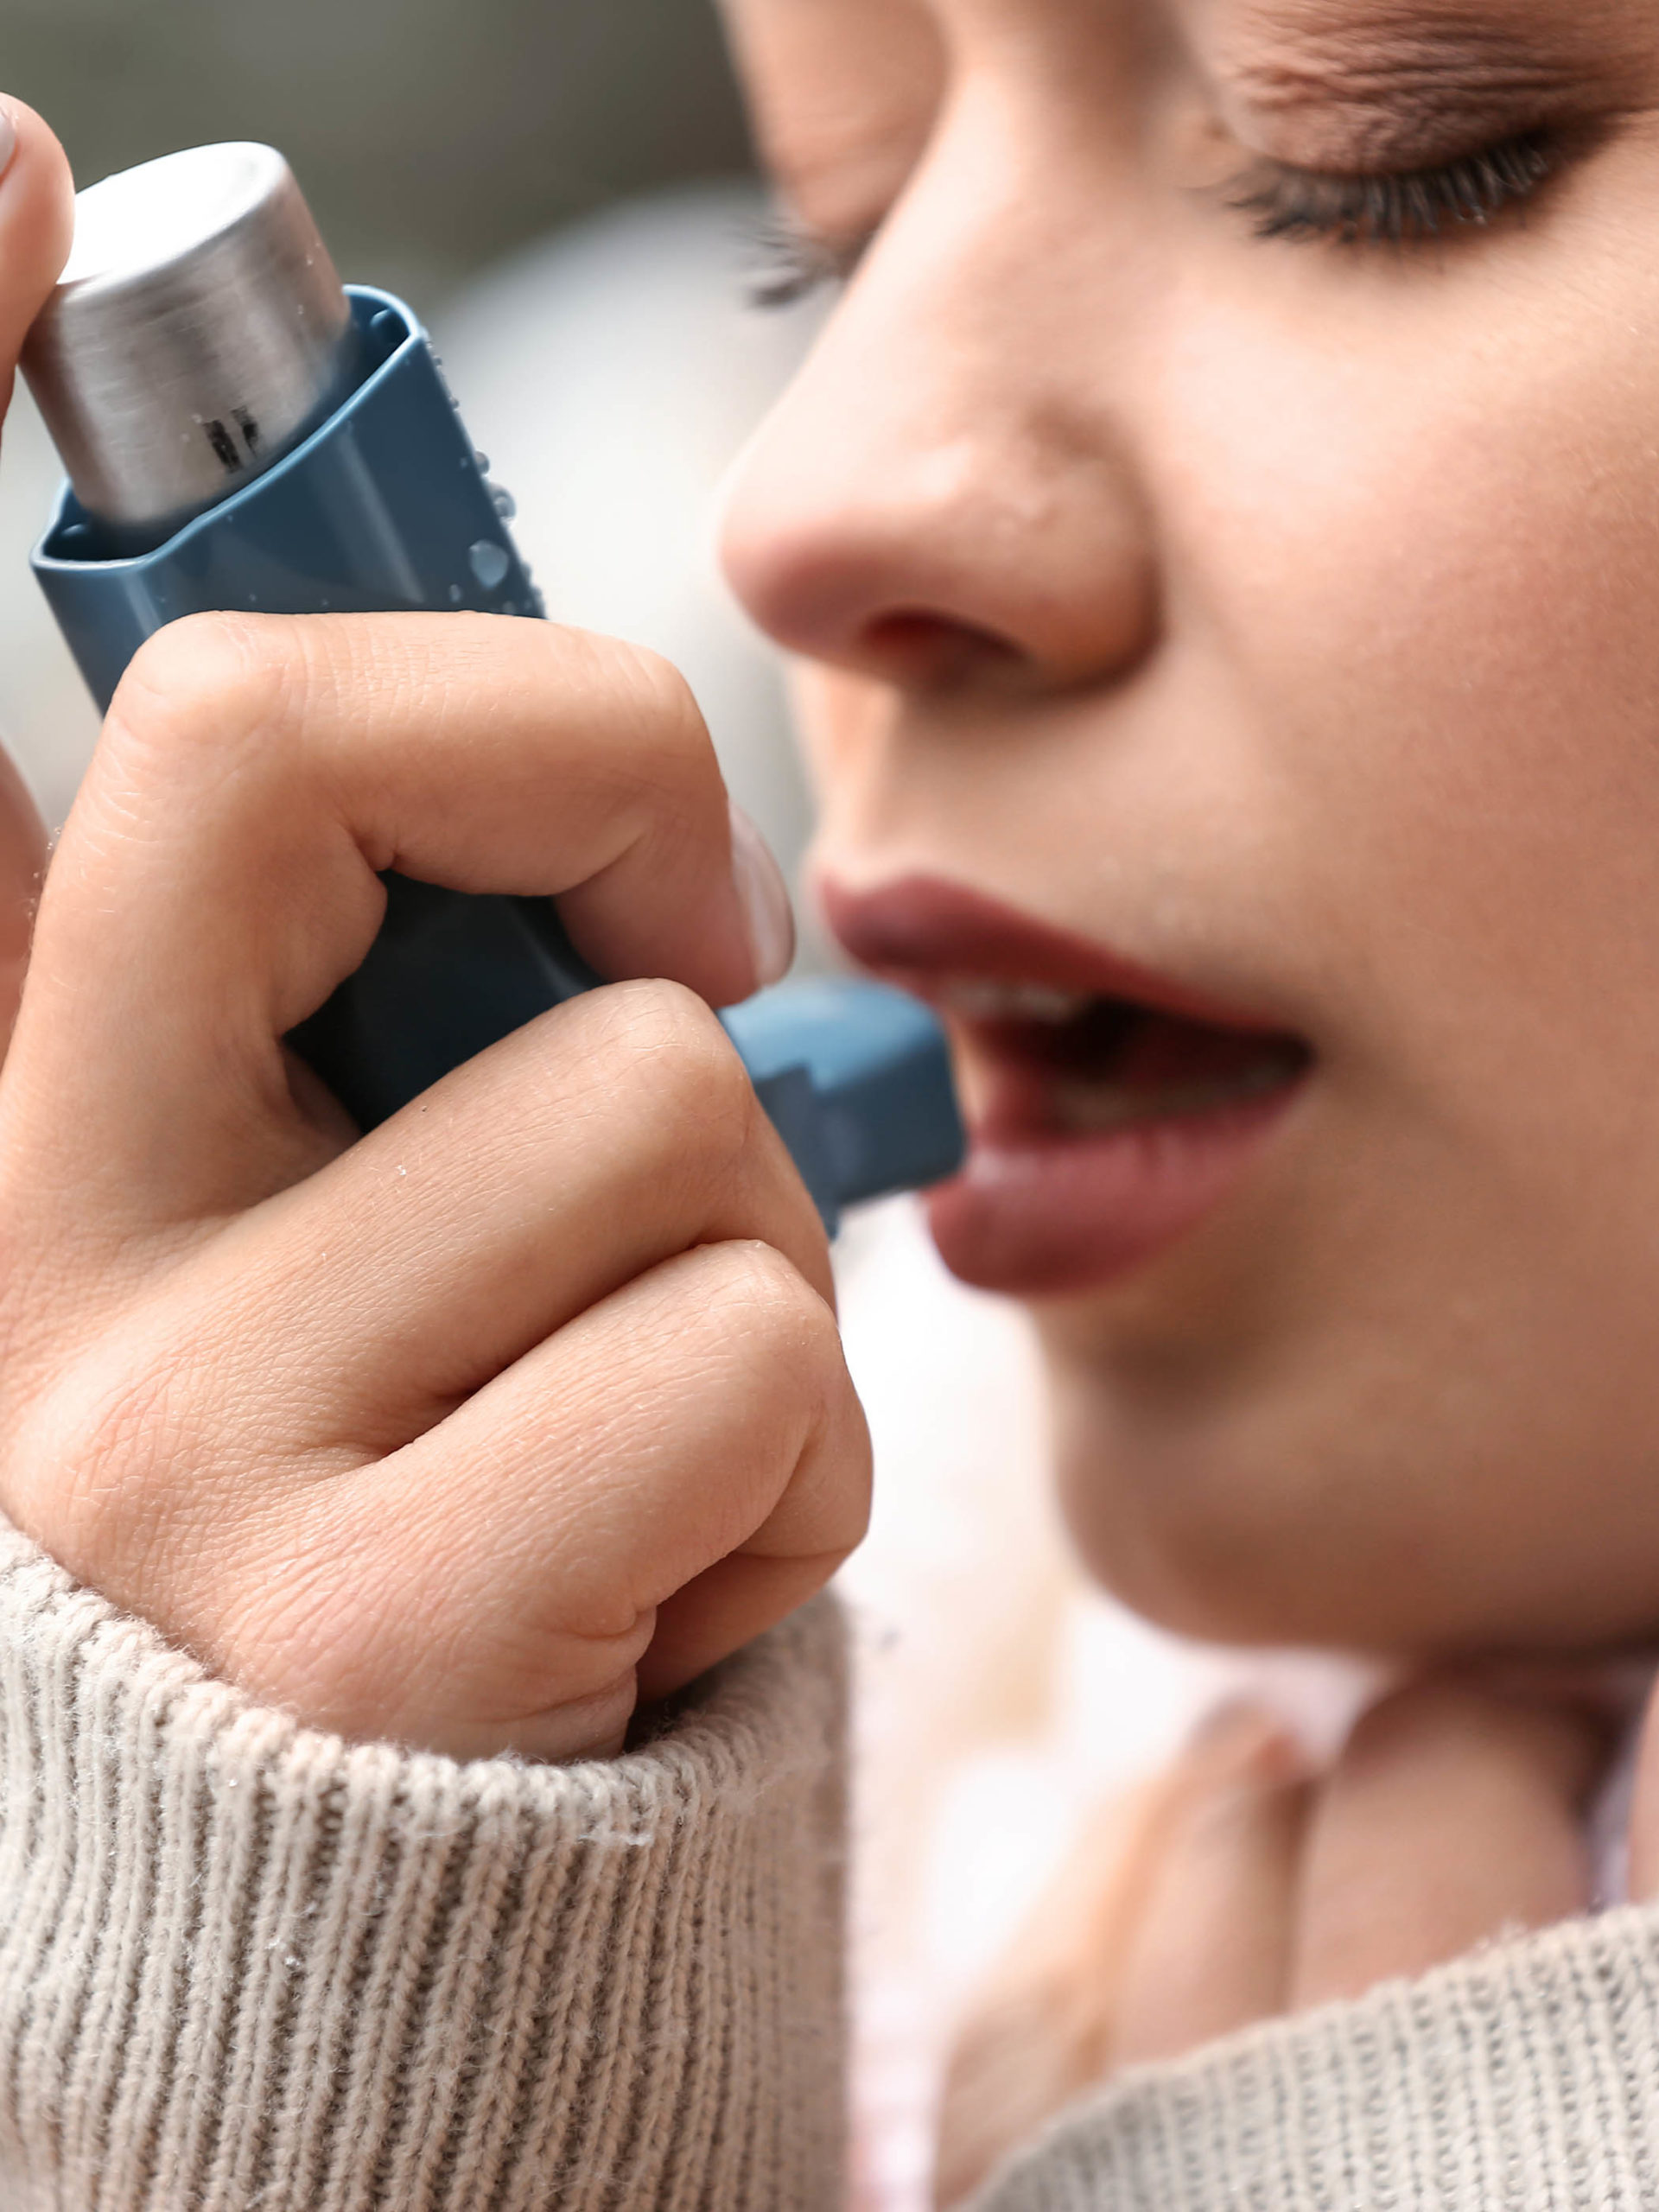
[721,240,1161,697]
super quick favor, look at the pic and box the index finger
[3,612,772,1227]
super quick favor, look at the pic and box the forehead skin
[723,0,1659,194]
[1209,0,1659,164]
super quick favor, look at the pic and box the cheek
[1040,238,1659,1649]
[1045,1277,1659,1651]
[1163,246,1659,1111]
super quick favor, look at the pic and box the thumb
[0,99,74,408]
[0,748,46,1053]
[0,100,72,1043]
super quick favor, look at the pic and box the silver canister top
[22,143,356,541]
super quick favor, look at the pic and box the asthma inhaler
[21,144,963,1232]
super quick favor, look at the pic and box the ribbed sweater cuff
[976,1896,1659,2211]
[0,1523,848,2212]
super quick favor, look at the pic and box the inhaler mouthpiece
[22,143,355,540]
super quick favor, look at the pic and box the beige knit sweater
[7,1519,1659,2210]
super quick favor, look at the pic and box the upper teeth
[941,980,1094,1024]
[1050,1054,1300,1134]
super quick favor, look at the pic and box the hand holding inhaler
[0,126,964,1758]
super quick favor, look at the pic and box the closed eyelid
[1210,2,1649,163]
[1240,38,1561,118]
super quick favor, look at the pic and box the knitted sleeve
[975,1896,1659,2211]
[0,1520,848,2212]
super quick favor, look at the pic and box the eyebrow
[1222,3,1596,162]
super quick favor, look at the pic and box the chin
[1042,1347,1659,1662]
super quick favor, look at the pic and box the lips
[823,876,1311,1297]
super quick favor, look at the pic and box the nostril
[861,609,1024,689]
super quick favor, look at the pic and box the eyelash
[1232,130,1558,248]
[742,125,1560,307]
[743,216,864,312]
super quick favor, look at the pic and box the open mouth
[823,875,1313,1296]
[939,981,1311,1141]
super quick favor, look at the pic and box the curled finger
[209,1238,869,1761]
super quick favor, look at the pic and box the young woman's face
[717,0,1659,1656]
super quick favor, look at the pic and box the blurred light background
[3,0,754,302]
[2,0,756,302]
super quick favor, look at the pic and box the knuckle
[599,976,759,1164]
[703,1237,842,1375]
[616,642,708,757]
[695,1242,871,1547]
[219,1537,383,1730]
[821,1360,874,1541]
[21,1338,201,1594]
[701,1232,810,1316]
[594,637,718,817]
[537,627,709,770]
[109,611,294,771]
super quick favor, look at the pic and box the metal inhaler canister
[21,143,964,1231]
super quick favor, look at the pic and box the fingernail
[0,105,18,183]
[728,801,795,988]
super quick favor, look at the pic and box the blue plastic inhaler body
[30,283,965,1233]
